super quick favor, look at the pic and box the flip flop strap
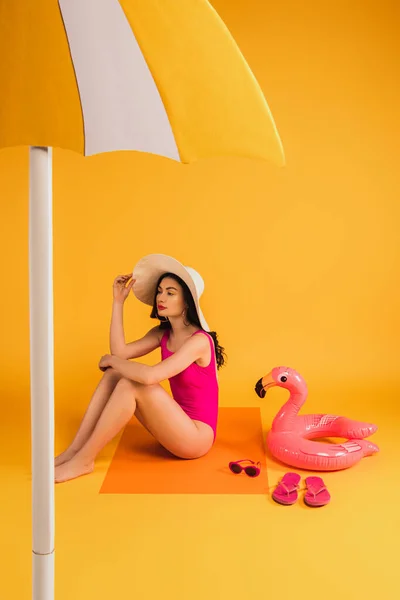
[308,485,327,498]
[278,481,299,496]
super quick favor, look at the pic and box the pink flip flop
[272,472,301,505]
[304,476,331,507]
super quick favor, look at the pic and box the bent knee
[133,382,162,396]
[103,368,123,382]
[114,376,136,391]
[115,378,159,393]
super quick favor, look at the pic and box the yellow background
[1,1,399,598]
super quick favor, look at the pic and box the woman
[54,254,226,483]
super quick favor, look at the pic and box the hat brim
[132,254,210,332]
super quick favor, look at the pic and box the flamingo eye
[279,375,288,383]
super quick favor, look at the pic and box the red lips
[158,305,166,311]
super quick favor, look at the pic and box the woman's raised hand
[113,273,135,303]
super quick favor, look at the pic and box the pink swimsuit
[160,329,219,439]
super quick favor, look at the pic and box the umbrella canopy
[0,0,284,164]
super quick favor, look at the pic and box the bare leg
[55,377,137,482]
[55,368,122,466]
[54,377,214,484]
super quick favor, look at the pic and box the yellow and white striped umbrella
[0,2,284,599]
[0,0,284,164]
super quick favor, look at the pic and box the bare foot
[54,457,95,483]
[55,448,79,467]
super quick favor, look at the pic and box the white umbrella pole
[29,146,55,600]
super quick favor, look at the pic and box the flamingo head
[255,366,307,398]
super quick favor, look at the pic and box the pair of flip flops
[272,473,330,507]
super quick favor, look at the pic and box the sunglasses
[229,459,261,478]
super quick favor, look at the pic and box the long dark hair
[150,272,226,369]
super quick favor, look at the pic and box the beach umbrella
[0,1,285,598]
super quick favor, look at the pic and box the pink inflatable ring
[255,366,379,471]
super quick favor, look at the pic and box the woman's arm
[110,299,161,360]
[109,334,209,385]
[109,300,127,356]
[119,327,162,360]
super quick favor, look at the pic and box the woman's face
[156,277,185,318]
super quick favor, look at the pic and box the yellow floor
[1,387,399,600]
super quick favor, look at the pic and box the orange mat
[100,407,269,494]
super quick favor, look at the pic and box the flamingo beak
[255,372,276,398]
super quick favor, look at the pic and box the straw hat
[132,254,210,331]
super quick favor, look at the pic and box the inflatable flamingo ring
[255,366,379,471]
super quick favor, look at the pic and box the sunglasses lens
[229,463,242,474]
[245,466,259,477]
